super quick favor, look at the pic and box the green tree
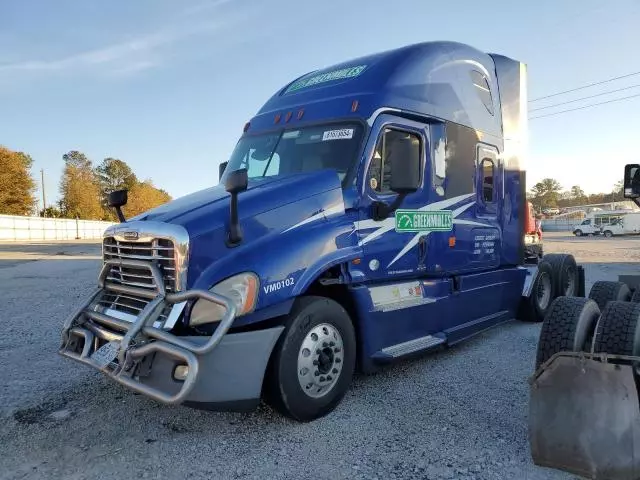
[0,146,37,215]
[59,150,103,219]
[95,158,138,218]
[122,179,172,218]
[529,178,563,211]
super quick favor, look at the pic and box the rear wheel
[264,296,356,422]
[542,253,578,298]
[593,301,640,356]
[588,281,631,310]
[535,296,601,370]
[603,230,614,238]
[520,261,554,323]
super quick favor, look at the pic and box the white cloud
[0,6,240,77]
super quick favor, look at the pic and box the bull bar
[59,258,237,405]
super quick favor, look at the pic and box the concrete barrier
[0,215,115,241]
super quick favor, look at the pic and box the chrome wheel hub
[537,272,552,309]
[297,323,344,399]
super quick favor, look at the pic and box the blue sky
[1,0,638,207]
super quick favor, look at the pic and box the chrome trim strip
[366,107,402,126]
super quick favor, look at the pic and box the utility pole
[40,169,47,217]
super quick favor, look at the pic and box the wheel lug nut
[335,358,341,363]
[320,376,326,382]
[327,375,332,381]
[323,342,328,347]
[330,342,335,347]
[315,371,320,376]
[332,368,338,374]
[334,348,341,353]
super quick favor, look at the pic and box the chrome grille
[103,237,177,293]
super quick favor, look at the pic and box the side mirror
[224,168,248,247]
[108,189,128,208]
[225,168,248,194]
[624,164,640,198]
[108,189,128,223]
[389,137,421,194]
[219,161,228,181]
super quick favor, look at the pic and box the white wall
[0,214,115,241]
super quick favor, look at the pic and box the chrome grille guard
[59,258,237,405]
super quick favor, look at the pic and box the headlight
[189,272,259,326]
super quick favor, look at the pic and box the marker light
[285,111,292,122]
[274,114,281,123]
[351,100,359,112]
[173,365,189,381]
[297,109,304,120]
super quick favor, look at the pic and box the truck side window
[368,128,421,194]
[470,70,494,115]
[480,158,494,202]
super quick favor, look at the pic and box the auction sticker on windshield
[395,210,453,232]
[322,129,354,141]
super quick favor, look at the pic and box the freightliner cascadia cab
[59,41,575,422]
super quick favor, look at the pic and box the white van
[572,210,637,237]
[572,217,600,236]
[600,212,640,237]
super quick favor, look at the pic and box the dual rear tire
[536,281,640,370]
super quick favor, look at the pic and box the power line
[529,83,640,112]
[529,92,640,120]
[529,71,640,102]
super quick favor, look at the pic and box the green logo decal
[284,65,367,93]
[395,210,453,232]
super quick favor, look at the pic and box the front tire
[520,261,554,322]
[574,229,583,237]
[264,296,356,422]
[603,230,613,238]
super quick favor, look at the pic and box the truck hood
[128,169,345,239]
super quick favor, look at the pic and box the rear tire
[520,261,554,323]
[542,253,578,298]
[264,296,356,422]
[588,281,631,310]
[535,296,601,370]
[603,230,613,238]
[593,301,640,356]
[574,230,583,237]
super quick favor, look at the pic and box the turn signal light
[173,365,189,381]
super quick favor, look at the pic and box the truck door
[357,115,428,283]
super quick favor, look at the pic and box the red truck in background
[524,200,543,263]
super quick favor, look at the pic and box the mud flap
[529,353,640,480]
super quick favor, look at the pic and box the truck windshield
[222,123,364,184]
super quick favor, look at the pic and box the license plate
[91,341,120,368]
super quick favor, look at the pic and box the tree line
[529,178,624,212]
[0,145,171,220]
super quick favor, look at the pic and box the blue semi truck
[59,41,582,421]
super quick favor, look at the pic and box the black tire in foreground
[588,280,631,311]
[264,296,356,422]
[520,261,555,323]
[535,296,601,370]
[542,253,579,298]
[593,301,640,356]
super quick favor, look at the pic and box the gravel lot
[1,233,638,480]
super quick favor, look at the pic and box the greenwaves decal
[284,65,367,93]
[395,210,453,232]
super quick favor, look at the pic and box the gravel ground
[1,234,637,480]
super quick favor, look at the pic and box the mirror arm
[114,206,126,223]
[225,192,243,247]
[371,193,408,221]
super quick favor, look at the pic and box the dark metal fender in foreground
[529,352,640,480]
[140,327,284,411]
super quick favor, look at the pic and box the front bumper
[59,259,283,409]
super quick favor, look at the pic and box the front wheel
[603,230,613,238]
[574,229,583,237]
[264,296,356,422]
